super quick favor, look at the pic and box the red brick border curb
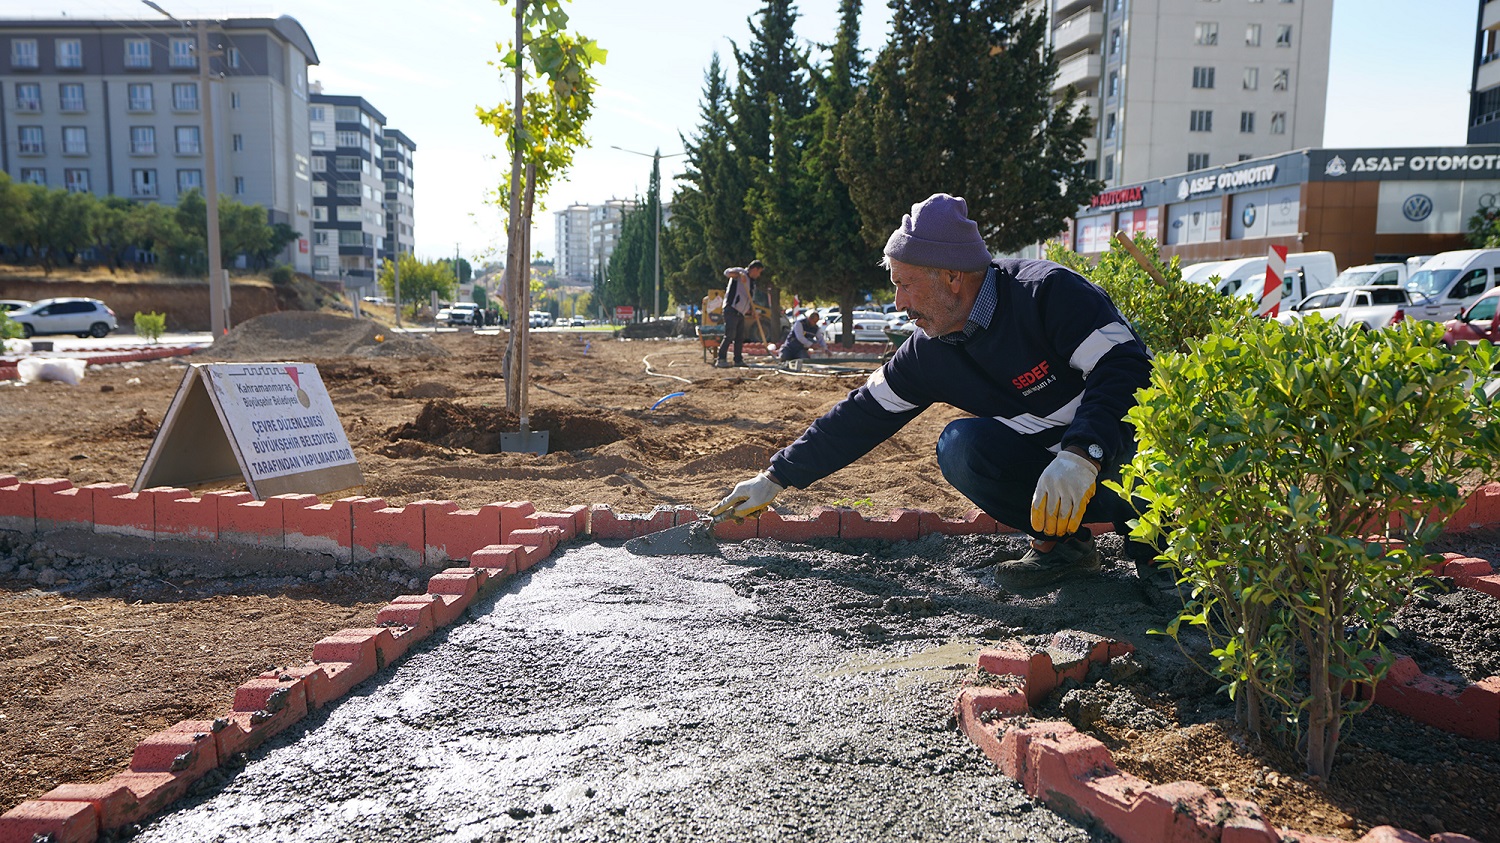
[955,635,1483,843]
[0,345,200,381]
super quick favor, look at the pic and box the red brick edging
[0,345,200,381]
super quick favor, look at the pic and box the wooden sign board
[134,362,364,499]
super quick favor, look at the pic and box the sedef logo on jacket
[1011,360,1051,391]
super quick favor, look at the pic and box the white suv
[10,297,118,338]
[446,303,482,326]
[1277,285,1413,332]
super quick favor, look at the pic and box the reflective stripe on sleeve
[865,366,919,413]
[994,392,1082,435]
[1070,322,1136,377]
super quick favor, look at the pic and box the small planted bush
[134,311,166,343]
[1046,234,1255,354]
[269,264,295,286]
[1116,315,1500,778]
[0,310,20,341]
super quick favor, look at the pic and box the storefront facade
[1071,146,1500,267]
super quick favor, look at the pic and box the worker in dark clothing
[712,194,1162,588]
[779,309,830,361]
[717,259,764,368]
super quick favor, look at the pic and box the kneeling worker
[779,309,829,361]
[712,193,1158,587]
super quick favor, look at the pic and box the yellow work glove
[711,471,784,520]
[1030,450,1099,537]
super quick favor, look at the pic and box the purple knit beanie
[882,193,992,272]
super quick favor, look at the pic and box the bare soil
[1,317,1498,841]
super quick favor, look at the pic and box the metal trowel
[624,509,739,556]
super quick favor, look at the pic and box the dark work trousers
[718,308,749,364]
[936,416,1156,557]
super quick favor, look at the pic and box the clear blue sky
[4,0,1481,265]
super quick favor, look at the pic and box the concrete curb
[2,479,1499,841]
[955,635,1483,843]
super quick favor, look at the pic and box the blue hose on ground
[651,391,685,410]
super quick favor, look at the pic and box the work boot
[734,358,746,367]
[714,359,733,368]
[994,535,1101,588]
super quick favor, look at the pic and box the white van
[1405,249,1500,322]
[1179,260,1227,286]
[1334,262,1407,288]
[1188,251,1340,310]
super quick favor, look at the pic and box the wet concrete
[134,534,1186,842]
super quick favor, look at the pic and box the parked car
[1333,262,1407,288]
[1276,285,1414,331]
[1405,249,1500,322]
[9,297,118,338]
[826,311,891,343]
[0,299,32,313]
[528,310,554,328]
[446,302,482,326]
[1441,287,1500,346]
[567,317,587,327]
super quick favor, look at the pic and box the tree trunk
[837,289,857,349]
[502,0,526,413]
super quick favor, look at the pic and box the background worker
[712,194,1159,588]
[717,259,764,368]
[779,309,830,361]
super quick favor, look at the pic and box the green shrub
[134,311,167,343]
[0,310,20,341]
[269,264,295,286]
[1116,315,1500,778]
[1046,234,1255,354]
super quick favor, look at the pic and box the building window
[336,130,361,148]
[335,106,360,123]
[382,136,396,150]
[1195,22,1218,45]
[170,38,195,68]
[363,183,374,199]
[339,229,364,246]
[1189,109,1213,132]
[65,168,89,193]
[1188,153,1210,171]
[18,126,43,154]
[15,82,41,112]
[1243,67,1259,90]
[311,131,327,148]
[1191,66,1215,89]
[175,125,201,155]
[19,168,45,185]
[172,82,199,111]
[234,176,245,195]
[1273,68,1289,91]
[362,159,371,175]
[1107,70,1119,99]
[127,83,153,112]
[384,178,398,193]
[132,169,158,197]
[1270,112,1286,134]
[1276,25,1292,47]
[62,126,87,155]
[232,134,243,152]
[335,155,361,172]
[1105,112,1117,139]
[59,83,85,112]
[231,92,241,110]
[313,207,328,222]
[1103,154,1114,181]
[130,126,156,154]
[313,256,329,272]
[383,157,397,171]
[336,181,360,197]
[1246,23,1261,47]
[226,47,240,68]
[312,180,328,197]
[177,169,202,193]
[125,39,151,68]
[55,39,82,69]
[309,106,325,122]
[1238,154,1253,161]
[11,39,38,69]
[1110,28,1121,55]
[1240,111,1255,133]
[310,155,327,172]
[338,205,363,222]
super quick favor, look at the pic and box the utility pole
[610,145,683,322]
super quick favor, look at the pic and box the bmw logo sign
[1242,204,1257,227]
[1403,194,1434,222]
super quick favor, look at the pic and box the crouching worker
[712,193,1161,588]
[779,309,830,361]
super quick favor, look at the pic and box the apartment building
[1049,0,1332,187]
[381,128,415,266]
[0,16,319,273]
[554,202,592,283]
[1470,0,1500,142]
[308,91,385,289]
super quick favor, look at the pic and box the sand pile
[200,312,448,362]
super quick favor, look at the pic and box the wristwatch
[1086,443,1104,461]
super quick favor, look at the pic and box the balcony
[1481,57,1500,95]
[1053,9,1103,59]
[1072,95,1100,121]
[1053,0,1096,18]
[1054,51,1102,94]
[1485,0,1500,33]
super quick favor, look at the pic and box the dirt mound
[200,312,448,362]
[386,400,643,454]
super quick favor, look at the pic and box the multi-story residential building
[380,129,415,267]
[0,16,319,272]
[308,90,385,289]
[590,198,638,279]
[553,203,592,283]
[1470,0,1500,142]
[1048,0,1332,187]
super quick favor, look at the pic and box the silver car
[1276,285,1414,332]
[10,297,119,338]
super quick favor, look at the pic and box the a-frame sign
[134,362,364,499]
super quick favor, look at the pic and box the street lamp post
[143,1,227,335]
[610,145,683,322]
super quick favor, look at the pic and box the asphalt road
[132,535,1139,842]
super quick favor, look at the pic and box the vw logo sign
[1241,204,1257,227]
[1403,194,1434,222]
